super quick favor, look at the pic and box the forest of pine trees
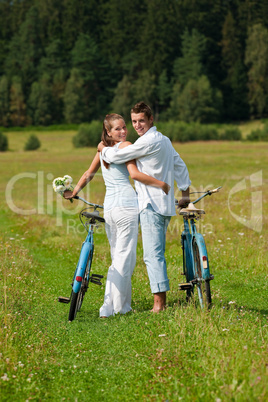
[0,0,268,127]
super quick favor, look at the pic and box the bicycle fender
[73,242,92,293]
[194,233,210,280]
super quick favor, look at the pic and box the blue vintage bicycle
[58,196,105,321]
[178,187,222,308]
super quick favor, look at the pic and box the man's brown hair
[131,102,153,120]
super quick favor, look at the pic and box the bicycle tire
[68,290,79,321]
[68,250,93,321]
[182,237,193,301]
[68,270,89,321]
[192,238,212,308]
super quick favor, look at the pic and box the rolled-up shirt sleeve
[173,149,191,191]
[102,142,149,164]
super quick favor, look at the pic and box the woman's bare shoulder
[118,141,132,149]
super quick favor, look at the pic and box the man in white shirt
[98,102,191,312]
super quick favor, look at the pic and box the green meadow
[0,129,267,401]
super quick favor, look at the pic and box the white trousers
[99,207,139,317]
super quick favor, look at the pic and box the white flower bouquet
[52,175,74,202]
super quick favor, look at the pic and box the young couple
[64,102,191,317]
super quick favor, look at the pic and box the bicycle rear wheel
[68,251,93,321]
[192,239,212,308]
[182,237,194,301]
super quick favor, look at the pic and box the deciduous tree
[28,74,53,125]
[170,75,222,123]
[9,76,27,126]
[0,75,9,126]
[245,23,268,117]
[63,68,85,123]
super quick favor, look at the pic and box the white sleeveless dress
[99,143,139,317]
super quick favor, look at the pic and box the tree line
[0,0,268,127]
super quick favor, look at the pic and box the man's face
[131,112,153,136]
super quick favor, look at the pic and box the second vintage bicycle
[177,187,222,308]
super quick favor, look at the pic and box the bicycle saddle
[179,202,205,216]
[81,211,105,222]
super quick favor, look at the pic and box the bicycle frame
[72,225,94,293]
[179,187,221,307]
[71,195,104,294]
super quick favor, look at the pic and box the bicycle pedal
[179,283,193,290]
[58,296,70,304]
[90,278,103,286]
[91,274,104,279]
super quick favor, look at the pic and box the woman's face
[107,119,128,143]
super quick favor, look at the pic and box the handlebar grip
[210,186,222,193]
[73,195,79,199]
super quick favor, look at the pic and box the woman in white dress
[64,114,170,317]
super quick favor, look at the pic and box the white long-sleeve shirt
[102,126,191,216]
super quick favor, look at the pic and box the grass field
[0,130,267,401]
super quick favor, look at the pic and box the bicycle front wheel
[68,251,93,321]
[68,290,80,321]
[192,239,212,309]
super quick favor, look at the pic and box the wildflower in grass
[222,328,229,331]
[1,373,9,381]
[229,301,236,304]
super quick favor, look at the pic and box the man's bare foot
[151,292,166,313]
[150,306,166,313]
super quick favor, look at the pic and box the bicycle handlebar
[74,187,222,210]
[208,186,222,194]
[192,186,222,204]
[73,195,103,209]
